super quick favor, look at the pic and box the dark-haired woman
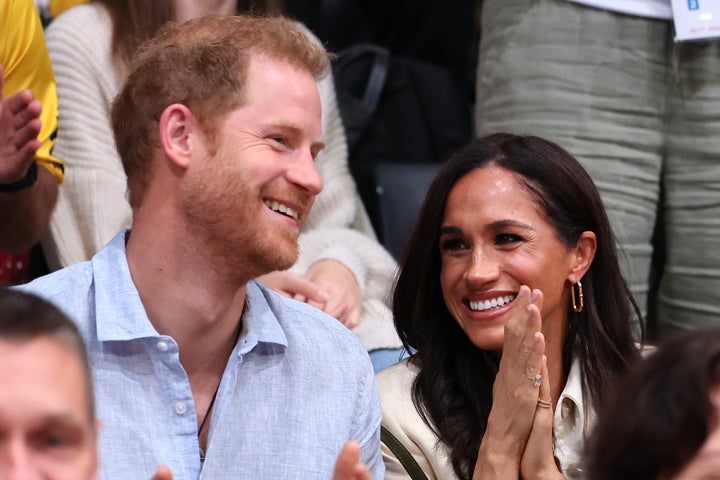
[378,134,642,479]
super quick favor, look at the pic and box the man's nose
[286,149,323,196]
[2,439,39,480]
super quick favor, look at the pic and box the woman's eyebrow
[486,219,535,231]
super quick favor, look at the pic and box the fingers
[520,356,560,479]
[536,355,552,415]
[333,441,372,480]
[344,305,361,329]
[150,465,174,480]
[503,286,545,387]
[5,89,38,118]
[0,87,42,181]
[13,117,42,150]
[523,303,545,385]
[258,271,329,303]
[319,300,348,321]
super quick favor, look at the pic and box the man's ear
[159,103,198,170]
[568,231,597,283]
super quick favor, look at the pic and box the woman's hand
[520,356,563,480]
[474,286,545,479]
[305,259,362,329]
[257,260,362,329]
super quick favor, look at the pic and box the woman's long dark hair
[393,134,642,478]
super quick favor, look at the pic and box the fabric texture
[1,0,64,182]
[475,0,720,333]
[564,0,671,19]
[43,3,401,351]
[17,230,384,480]
[377,358,592,480]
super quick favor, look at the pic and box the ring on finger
[526,373,542,387]
[537,398,552,409]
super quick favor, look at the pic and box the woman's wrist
[474,442,521,480]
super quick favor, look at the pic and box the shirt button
[156,341,169,352]
[175,402,187,415]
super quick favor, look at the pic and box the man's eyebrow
[40,412,87,430]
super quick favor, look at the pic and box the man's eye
[46,434,66,448]
[271,136,286,144]
[33,429,82,451]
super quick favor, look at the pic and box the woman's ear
[568,231,597,283]
[158,103,198,170]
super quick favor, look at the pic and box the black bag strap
[381,425,429,480]
[333,43,390,114]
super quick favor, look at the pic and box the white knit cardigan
[43,3,401,351]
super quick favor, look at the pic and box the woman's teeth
[469,294,516,312]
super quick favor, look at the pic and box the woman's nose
[464,248,501,286]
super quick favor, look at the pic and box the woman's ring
[537,398,552,409]
[526,373,542,387]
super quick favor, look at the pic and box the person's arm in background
[42,3,130,270]
[259,26,400,354]
[0,0,62,254]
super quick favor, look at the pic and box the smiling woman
[378,133,643,480]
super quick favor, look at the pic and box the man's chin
[263,244,299,273]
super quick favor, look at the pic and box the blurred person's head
[0,289,98,479]
[588,327,720,480]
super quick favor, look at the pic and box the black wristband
[0,162,38,193]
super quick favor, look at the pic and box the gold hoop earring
[571,281,584,313]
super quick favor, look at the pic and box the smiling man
[17,14,382,480]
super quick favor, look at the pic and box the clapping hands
[474,286,561,480]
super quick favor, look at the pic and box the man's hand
[333,441,373,480]
[0,64,42,183]
[150,465,173,480]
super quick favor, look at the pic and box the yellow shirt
[1,0,64,182]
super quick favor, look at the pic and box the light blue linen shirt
[18,231,384,479]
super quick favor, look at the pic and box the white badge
[671,0,720,41]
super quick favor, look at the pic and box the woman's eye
[439,238,467,252]
[496,233,522,245]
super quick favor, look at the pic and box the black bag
[332,43,472,237]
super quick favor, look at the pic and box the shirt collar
[553,356,590,437]
[91,230,288,352]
